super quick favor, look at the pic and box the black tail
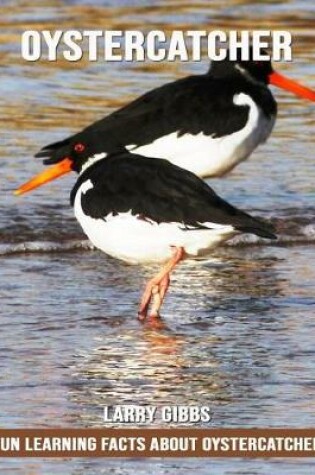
[236,216,277,240]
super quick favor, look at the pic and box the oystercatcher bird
[15,145,276,319]
[35,47,315,178]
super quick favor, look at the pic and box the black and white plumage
[35,49,280,178]
[37,48,315,177]
[71,150,276,265]
[15,48,315,317]
[15,145,276,318]
[35,47,315,181]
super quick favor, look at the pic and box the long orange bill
[14,157,73,196]
[269,71,315,102]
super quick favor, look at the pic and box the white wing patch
[80,179,94,194]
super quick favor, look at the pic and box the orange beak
[14,157,73,196]
[269,71,315,102]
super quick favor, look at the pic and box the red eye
[74,143,85,153]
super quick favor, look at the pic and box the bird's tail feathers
[236,217,277,240]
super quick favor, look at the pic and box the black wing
[71,152,276,240]
[36,74,253,164]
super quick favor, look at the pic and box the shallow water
[1,0,315,473]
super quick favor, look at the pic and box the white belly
[74,182,237,264]
[128,94,275,178]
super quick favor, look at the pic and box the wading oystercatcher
[35,47,315,178]
[15,145,276,319]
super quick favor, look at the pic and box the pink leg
[138,247,184,320]
[149,273,170,318]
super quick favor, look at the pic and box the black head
[14,132,119,195]
[34,131,120,174]
[209,46,273,84]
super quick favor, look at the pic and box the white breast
[128,94,275,178]
[74,181,237,265]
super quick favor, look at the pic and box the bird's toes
[148,310,161,319]
[137,311,147,322]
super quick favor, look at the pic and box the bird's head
[14,132,112,196]
[210,46,315,101]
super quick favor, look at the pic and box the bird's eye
[74,143,85,153]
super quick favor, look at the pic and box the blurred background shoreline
[1,1,315,474]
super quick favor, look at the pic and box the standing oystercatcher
[35,47,315,178]
[15,145,276,319]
